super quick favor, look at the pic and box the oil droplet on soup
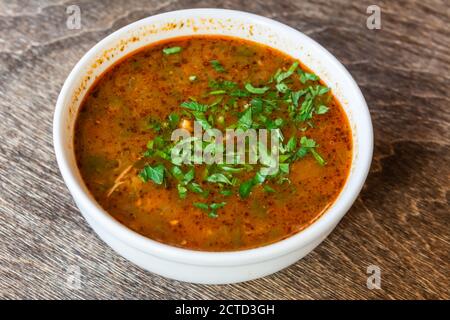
[74,36,352,251]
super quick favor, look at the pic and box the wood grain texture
[0,0,448,300]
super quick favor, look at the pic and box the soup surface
[74,36,352,251]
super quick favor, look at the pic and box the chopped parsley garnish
[291,136,326,166]
[181,101,208,112]
[206,173,233,185]
[209,90,227,95]
[220,189,233,196]
[245,83,270,94]
[193,202,209,210]
[194,201,226,218]
[298,69,319,83]
[316,105,329,114]
[139,164,165,184]
[239,179,256,198]
[137,59,331,217]
[210,60,225,72]
[163,46,182,55]
[177,184,187,198]
[275,61,299,83]
[237,107,253,130]
[191,111,212,130]
[263,185,276,193]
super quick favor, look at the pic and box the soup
[74,36,352,251]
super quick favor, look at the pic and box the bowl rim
[53,8,373,266]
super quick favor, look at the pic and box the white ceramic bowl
[53,8,373,284]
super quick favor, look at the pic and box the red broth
[74,36,352,251]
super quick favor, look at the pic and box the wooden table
[0,0,448,299]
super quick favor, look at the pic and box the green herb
[193,202,209,210]
[230,89,250,97]
[148,119,162,132]
[300,136,317,148]
[276,82,289,93]
[239,179,255,198]
[285,136,297,153]
[163,46,182,55]
[263,185,276,193]
[292,136,326,166]
[190,111,211,130]
[245,83,270,94]
[220,189,233,196]
[154,150,171,161]
[275,82,289,93]
[171,166,195,196]
[168,113,180,129]
[188,182,204,194]
[181,101,208,112]
[310,149,326,166]
[316,105,329,114]
[298,93,315,121]
[205,212,216,218]
[171,166,184,181]
[237,107,253,130]
[137,55,332,215]
[183,168,195,184]
[253,171,267,184]
[260,117,283,130]
[294,146,309,159]
[177,184,187,198]
[238,170,269,197]
[220,166,245,173]
[279,163,289,174]
[271,69,281,83]
[210,60,225,72]
[314,85,330,95]
[210,202,226,210]
[139,164,165,184]
[291,90,306,108]
[193,201,226,218]
[209,90,226,95]
[206,173,233,185]
[209,80,236,90]
[275,61,299,83]
[298,70,319,83]
[250,98,263,113]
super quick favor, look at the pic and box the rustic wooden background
[0,0,448,300]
